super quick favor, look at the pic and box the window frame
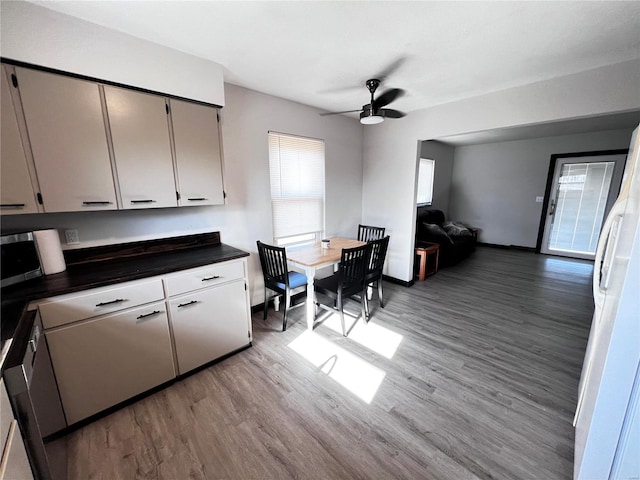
[416,157,435,206]
[267,131,325,247]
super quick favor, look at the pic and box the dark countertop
[1,237,249,344]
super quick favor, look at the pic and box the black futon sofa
[416,207,477,267]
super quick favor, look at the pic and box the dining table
[286,236,366,330]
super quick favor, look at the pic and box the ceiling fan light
[360,110,384,125]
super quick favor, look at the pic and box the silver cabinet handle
[82,201,112,206]
[177,300,198,308]
[202,275,220,282]
[0,203,26,208]
[187,197,208,202]
[136,310,161,320]
[130,200,156,204]
[96,299,126,307]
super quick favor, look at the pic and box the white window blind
[417,158,435,205]
[268,132,325,242]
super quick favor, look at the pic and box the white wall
[0,1,224,105]
[362,59,640,282]
[215,84,364,304]
[449,129,634,247]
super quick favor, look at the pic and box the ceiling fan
[321,78,407,125]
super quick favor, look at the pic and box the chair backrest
[368,235,390,276]
[358,224,386,242]
[338,243,372,294]
[256,241,289,287]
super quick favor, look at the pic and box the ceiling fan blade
[380,108,406,119]
[373,88,405,109]
[375,56,407,82]
[319,109,362,116]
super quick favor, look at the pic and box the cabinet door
[0,422,33,480]
[0,66,39,215]
[170,100,224,206]
[45,302,175,425]
[169,280,249,375]
[15,67,117,212]
[104,86,177,209]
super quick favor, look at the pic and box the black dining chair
[256,241,307,331]
[357,224,386,242]
[363,235,390,318]
[314,243,372,336]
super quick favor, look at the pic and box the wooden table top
[286,237,365,267]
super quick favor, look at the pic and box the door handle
[548,198,556,216]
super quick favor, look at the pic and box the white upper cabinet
[170,99,224,206]
[0,66,40,215]
[15,67,117,212]
[104,86,178,209]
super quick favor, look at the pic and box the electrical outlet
[536,196,544,203]
[64,229,80,244]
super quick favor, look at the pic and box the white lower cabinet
[45,302,175,425]
[169,280,250,375]
[0,380,33,480]
[40,258,251,426]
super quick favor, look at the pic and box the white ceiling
[30,0,640,137]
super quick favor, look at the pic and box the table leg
[305,266,316,330]
[415,249,428,281]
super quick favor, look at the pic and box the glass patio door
[541,154,626,259]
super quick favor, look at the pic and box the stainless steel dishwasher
[3,310,68,480]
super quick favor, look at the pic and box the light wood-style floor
[65,247,594,479]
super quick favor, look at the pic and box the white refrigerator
[573,124,640,480]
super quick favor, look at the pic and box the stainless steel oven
[3,311,67,480]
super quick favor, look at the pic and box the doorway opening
[537,150,627,260]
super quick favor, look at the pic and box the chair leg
[361,287,369,323]
[282,290,290,331]
[378,279,384,308]
[263,287,269,320]
[338,294,346,337]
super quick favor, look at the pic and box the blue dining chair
[256,241,307,331]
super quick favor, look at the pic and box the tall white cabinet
[104,86,178,209]
[15,67,118,213]
[0,66,40,215]
[171,99,225,206]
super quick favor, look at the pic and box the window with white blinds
[268,132,325,245]
[416,158,435,205]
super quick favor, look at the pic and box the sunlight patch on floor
[543,256,594,277]
[319,313,403,359]
[288,330,386,404]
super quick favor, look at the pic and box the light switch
[536,196,544,203]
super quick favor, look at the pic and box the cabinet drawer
[39,279,164,329]
[164,260,244,297]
